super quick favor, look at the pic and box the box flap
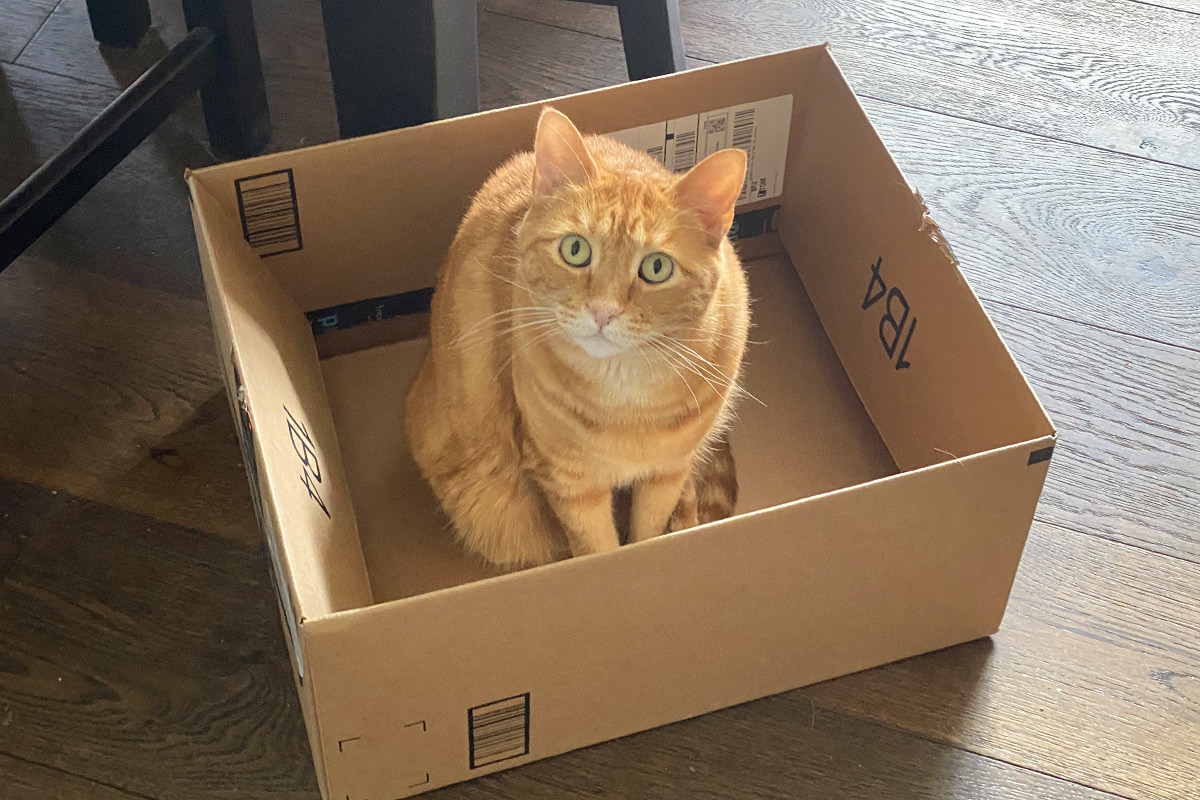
[778,49,1055,471]
[187,175,374,618]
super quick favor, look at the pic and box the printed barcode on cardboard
[235,169,302,256]
[468,694,530,769]
[608,94,793,208]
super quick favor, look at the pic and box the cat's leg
[668,473,700,532]
[630,468,691,543]
[540,480,620,557]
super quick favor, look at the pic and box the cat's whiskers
[649,347,702,416]
[646,339,724,403]
[489,321,562,386]
[664,337,765,407]
[450,306,557,350]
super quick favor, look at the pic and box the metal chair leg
[614,0,685,79]
[319,0,479,138]
[183,0,271,158]
[85,0,152,48]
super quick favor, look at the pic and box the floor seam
[12,0,62,64]
[0,749,160,800]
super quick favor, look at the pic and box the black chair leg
[614,0,685,80]
[319,0,479,138]
[86,0,152,48]
[182,0,271,158]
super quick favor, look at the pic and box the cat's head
[516,107,746,359]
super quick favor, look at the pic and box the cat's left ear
[533,107,597,196]
[675,148,748,245]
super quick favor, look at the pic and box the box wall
[304,434,1053,800]
[186,47,827,314]
[188,177,374,618]
[778,50,1054,471]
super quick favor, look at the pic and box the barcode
[235,169,302,256]
[647,144,665,164]
[671,130,697,173]
[732,109,756,203]
[732,108,755,151]
[468,693,530,769]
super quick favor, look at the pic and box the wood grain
[2,61,214,299]
[862,97,1200,350]
[0,752,145,800]
[0,0,55,62]
[491,0,1200,170]
[799,521,1200,800]
[476,10,703,110]
[428,690,1122,800]
[16,0,339,152]
[0,480,59,580]
[0,261,258,547]
[988,304,1200,563]
[0,496,319,799]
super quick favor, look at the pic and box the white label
[608,94,793,206]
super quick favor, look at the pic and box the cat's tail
[670,433,738,531]
[430,462,570,570]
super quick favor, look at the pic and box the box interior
[187,44,1054,622]
[321,252,898,602]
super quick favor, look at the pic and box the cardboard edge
[808,49,1057,441]
[186,172,375,620]
[185,44,836,191]
[304,431,1057,630]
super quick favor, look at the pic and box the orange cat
[405,107,750,568]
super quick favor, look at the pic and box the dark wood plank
[16,0,338,152]
[0,495,318,799]
[1,61,213,298]
[477,10,695,110]
[988,305,1200,563]
[430,691,1122,800]
[0,492,1127,800]
[800,521,1200,800]
[861,97,1200,350]
[0,752,145,800]
[0,480,59,580]
[491,0,1200,170]
[0,260,258,547]
[0,0,56,62]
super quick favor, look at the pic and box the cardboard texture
[187,45,1055,800]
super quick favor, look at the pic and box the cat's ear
[674,148,748,245]
[533,108,597,196]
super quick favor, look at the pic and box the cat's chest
[514,356,714,477]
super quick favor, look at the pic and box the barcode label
[610,94,793,207]
[670,129,698,173]
[468,694,530,769]
[732,108,755,151]
[235,169,302,257]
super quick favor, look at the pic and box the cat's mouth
[572,331,631,359]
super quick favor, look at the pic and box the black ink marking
[1027,446,1054,466]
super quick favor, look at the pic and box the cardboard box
[186,45,1055,800]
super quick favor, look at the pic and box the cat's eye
[639,252,675,284]
[559,234,592,267]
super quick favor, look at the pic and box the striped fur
[405,109,750,568]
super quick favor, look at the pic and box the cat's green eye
[559,234,592,267]
[639,252,675,284]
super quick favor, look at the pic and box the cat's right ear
[533,108,597,196]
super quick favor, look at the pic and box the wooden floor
[2,1,1198,798]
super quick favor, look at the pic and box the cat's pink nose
[588,300,623,329]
